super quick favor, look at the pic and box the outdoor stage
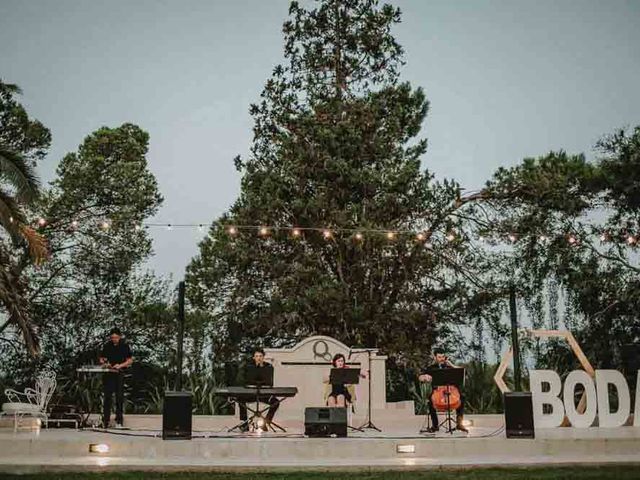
[1,415,639,473]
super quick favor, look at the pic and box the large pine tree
[187,0,492,363]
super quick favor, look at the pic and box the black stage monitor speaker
[162,391,192,440]
[504,392,534,439]
[304,407,347,437]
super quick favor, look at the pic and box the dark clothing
[239,395,280,423]
[100,340,132,427]
[103,373,124,426]
[421,362,465,427]
[100,340,132,366]
[328,384,352,404]
[238,362,279,425]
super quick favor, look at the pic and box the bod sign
[530,369,640,428]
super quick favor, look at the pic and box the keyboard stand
[227,392,288,433]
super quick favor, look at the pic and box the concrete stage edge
[1,415,639,473]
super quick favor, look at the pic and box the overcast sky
[1,0,639,280]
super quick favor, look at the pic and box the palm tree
[0,80,48,356]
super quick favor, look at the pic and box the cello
[431,382,462,411]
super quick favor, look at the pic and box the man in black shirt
[99,327,133,428]
[238,348,279,432]
[418,347,467,433]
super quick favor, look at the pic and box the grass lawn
[2,468,640,480]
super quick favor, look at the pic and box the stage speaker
[504,392,534,438]
[304,407,347,437]
[162,391,192,440]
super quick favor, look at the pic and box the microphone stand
[357,348,381,432]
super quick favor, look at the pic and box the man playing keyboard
[237,348,279,432]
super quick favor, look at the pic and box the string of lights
[31,217,639,246]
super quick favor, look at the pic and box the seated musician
[323,353,366,408]
[418,347,468,433]
[238,348,279,432]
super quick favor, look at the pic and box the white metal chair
[1,370,57,432]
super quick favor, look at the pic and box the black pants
[103,373,124,426]
[239,395,279,423]
[429,393,465,427]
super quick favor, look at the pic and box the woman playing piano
[323,353,366,407]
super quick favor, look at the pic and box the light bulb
[292,228,301,237]
[227,226,237,235]
[386,231,396,240]
[323,229,332,239]
[416,233,425,241]
[354,232,364,241]
[259,227,269,236]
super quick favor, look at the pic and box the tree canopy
[187,0,500,365]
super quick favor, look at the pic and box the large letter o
[563,370,597,428]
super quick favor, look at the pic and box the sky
[1,0,639,281]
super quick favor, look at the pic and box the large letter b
[530,370,565,428]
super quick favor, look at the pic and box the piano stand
[228,396,288,433]
[214,386,298,434]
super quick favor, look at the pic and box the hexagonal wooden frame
[493,329,596,413]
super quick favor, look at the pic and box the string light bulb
[446,232,456,242]
[71,220,79,229]
[508,233,518,243]
[538,234,548,242]
[37,218,47,227]
[134,224,142,231]
[259,227,269,236]
[386,231,396,240]
[416,232,425,242]
[100,220,110,230]
[354,232,364,241]
[322,229,332,239]
[227,226,237,236]
[626,234,636,245]
[291,228,301,237]
[567,234,577,245]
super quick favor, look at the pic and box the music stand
[330,368,360,385]
[424,367,464,434]
[245,365,273,387]
[354,348,382,432]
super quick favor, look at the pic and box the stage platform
[1,415,639,473]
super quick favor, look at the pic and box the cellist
[418,347,468,433]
